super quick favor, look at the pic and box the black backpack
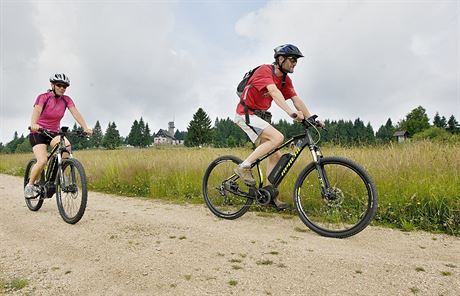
[236,65,286,125]
[236,65,286,98]
[236,66,261,98]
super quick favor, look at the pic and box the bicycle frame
[42,129,73,188]
[249,123,331,195]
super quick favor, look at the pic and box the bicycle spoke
[203,156,252,219]
[56,159,87,224]
[294,157,377,238]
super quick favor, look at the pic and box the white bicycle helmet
[49,73,70,86]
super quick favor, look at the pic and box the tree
[376,118,395,143]
[364,122,375,144]
[127,119,141,146]
[447,115,459,134]
[15,138,32,153]
[103,122,121,149]
[398,106,430,136]
[90,121,104,148]
[4,131,20,153]
[68,123,87,150]
[174,129,185,141]
[433,112,447,129]
[213,117,247,147]
[185,108,213,147]
[142,122,152,147]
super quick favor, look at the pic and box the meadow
[1,140,459,235]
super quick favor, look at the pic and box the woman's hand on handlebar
[30,124,41,132]
[83,128,93,136]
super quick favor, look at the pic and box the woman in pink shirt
[25,73,93,198]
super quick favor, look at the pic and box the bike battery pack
[268,153,293,185]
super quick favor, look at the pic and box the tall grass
[1,141,458,235]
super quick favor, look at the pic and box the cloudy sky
[1,0,459,144]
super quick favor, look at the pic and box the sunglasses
[55,84,68,89]
[287,56,298,63]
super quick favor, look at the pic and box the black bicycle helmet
[49,73,70,86]
[273,44,304,58]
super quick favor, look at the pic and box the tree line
[1,105,458,153]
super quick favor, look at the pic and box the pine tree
[447,115,459,134]
[365,122,375,143]
[90,121,104,148]
[433,112,447,128]
[376,118,395,143]
[69,123,84,150]
[103,122,121,149]
[127,120,141,147]
[142,122,152,147]
[212,117,247,147]
[15,136,32,153]
[174,130,186,141]
[5,131,19,153]
[185,108,213,147]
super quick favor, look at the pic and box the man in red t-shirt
[234,44,320,209]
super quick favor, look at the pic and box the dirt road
[0,174,458,295]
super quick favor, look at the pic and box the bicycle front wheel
[56,158,88,224]
[294,157,377,238]
[202,155,253,219]
[24,159,44,211]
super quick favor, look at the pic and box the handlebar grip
[28,126,44,132]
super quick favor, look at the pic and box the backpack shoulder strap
[271,64,286,89]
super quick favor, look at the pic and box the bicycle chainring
[256,188,272,205]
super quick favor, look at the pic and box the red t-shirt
[33,91,75,132]
[236,64,297,115]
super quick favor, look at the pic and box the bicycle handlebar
[28,126,89,137]
[293,114,324,129]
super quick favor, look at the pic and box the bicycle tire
[294,156,377,238]
[56,158,88,224]
[24,159,44,211]
[202,155,253,219]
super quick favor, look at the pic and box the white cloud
[233,0,459,129]
[1,0,458,143]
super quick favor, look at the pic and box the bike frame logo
[281,147,302,177]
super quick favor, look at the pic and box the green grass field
[1,140,459,235]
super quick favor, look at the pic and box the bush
[413,127,452,141]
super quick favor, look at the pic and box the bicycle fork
[310,146,331,198]
[56,151,76,189]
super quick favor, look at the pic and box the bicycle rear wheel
[294,157,377,238]
[24,159,44,211]
[56,158,88,224]
[202,155,253,219]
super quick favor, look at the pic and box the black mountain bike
[24,127,88,224]
[202,115,377,238]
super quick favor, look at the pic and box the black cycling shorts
[29,132,55,147]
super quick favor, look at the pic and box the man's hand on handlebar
[290,111,304,122]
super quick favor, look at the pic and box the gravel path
[0,174,458,295]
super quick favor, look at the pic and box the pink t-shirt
[34,92,75,132]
